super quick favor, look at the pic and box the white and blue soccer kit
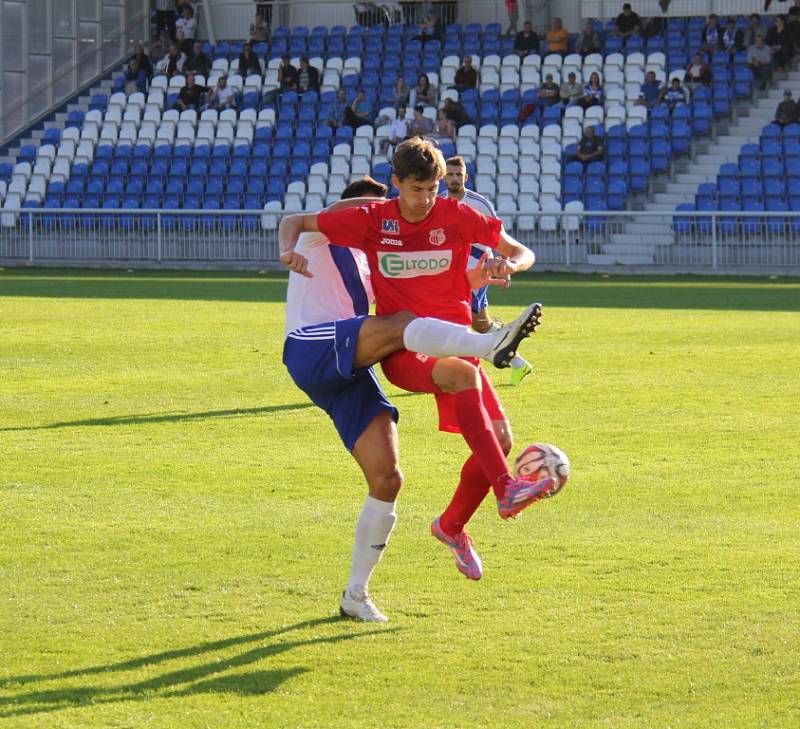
[282,232,398,451]
[443,189,499,313]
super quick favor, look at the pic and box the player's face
[393,175,440,222]
[445,165,466,196]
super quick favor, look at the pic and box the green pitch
[1,269,799,729]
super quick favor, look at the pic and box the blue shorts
[282,316,399,451]
[469,245,489,313]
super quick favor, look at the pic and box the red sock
[453,388,511,498]
[439,455,491,537]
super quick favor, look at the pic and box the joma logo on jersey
[380,237,403,246]
[381,219,400,234]
[378,251,452,278]
[428,228,446,246]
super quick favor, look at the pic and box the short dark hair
[445,155,466,168]
[392,138,446,182]
[623,3,632,10]
[341,176,388,199]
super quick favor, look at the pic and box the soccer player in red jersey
[279,138,563,581]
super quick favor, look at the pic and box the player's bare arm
[487,230,535,278]
[278,197,382,277]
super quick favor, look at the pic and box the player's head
[341,176,388,200]
[391,138,446,221]
[444,156,467,197]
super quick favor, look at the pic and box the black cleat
[488,303,543,369]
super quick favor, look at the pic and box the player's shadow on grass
[0,402,314,433]
[0,616,397,719]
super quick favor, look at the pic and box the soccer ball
[514,443,570,494]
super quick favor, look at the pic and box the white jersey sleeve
[284,232,374,336]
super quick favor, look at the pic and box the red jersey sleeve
[317,205,372,250]
[456,201,503,249]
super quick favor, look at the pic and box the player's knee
[433,357,481,393]
[368,466,403,501]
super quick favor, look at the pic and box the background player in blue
[443,156,534,386]
[281,177,542,621]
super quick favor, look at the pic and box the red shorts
[381,350,505,434]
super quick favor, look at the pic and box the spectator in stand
[537,72,561,107]
[326,88,349,129]
[576,71,604,109]
[442,97,471,128]
[775,88,799,126]
[344,89,373,129]
[766,16,794,71]
[746,13,767,46]
[410,73,437,108]
[658,77,687,112]
[156,44,186,78]
[684,52,712,86]
[207,75,237,110]
[278,54,298,91]
[452,56,478,92]
[175,6,197,56]
[636,70,662,108]
[572,126,604,166]
[721,17,745,59]
[747,35,774,90]
[700,14,722,54]
[132,43,153,80]
[413,10,443,45]
[154,0,177,42]
[615,3,641,43]
[560,71,582,105]
[249,11,269,43]
[504,0,518,36]
[122,58,147,95]
[184,42,211,77]
[514,21,540,58]
[174,71,209,111]
[406,104,434,137]
[430,109,456,143]
[237,43,262,77]
[150,31,172,65]
[297,56,320,93]
[389,77,410,109]
[546,17,569,56]
[788,8,800,51]
[380,106,408,153]
[578,20,602,56]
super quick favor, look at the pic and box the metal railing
[579,0,787,20]
[0,208,799,270]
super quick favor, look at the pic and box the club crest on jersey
[381,219,400,234]
[428,228,446,246]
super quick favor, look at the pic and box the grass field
[1,269,799,729]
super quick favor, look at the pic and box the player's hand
[467,252,510,289]
[484,256,518,279]
[280,250,313,278]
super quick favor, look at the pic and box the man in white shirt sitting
[207,75,236,111]
[175,6,197,56]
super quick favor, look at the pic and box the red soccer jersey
[317,197,502,325]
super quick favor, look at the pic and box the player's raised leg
[340,410,402,623]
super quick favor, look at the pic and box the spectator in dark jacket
[615,4,641,40]
[184,42,211,77]
[442,97,471,128]
[174,72,209,111]
[577,20,602,56]
[452,56,478,92]
[775,89,799,126]
[514,21,540,58]
[297,56,320,93]
[237,43,262,76]
[766,16,794,70]
[132,43,153,79]
[721,17,745,58]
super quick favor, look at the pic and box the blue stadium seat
[673,202,695,234]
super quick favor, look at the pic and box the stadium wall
[0,0,149,147]
[579,0,790,20]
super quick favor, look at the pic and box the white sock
[347,495,397,596]
[511,355,527,368]
[402,317,497,360]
